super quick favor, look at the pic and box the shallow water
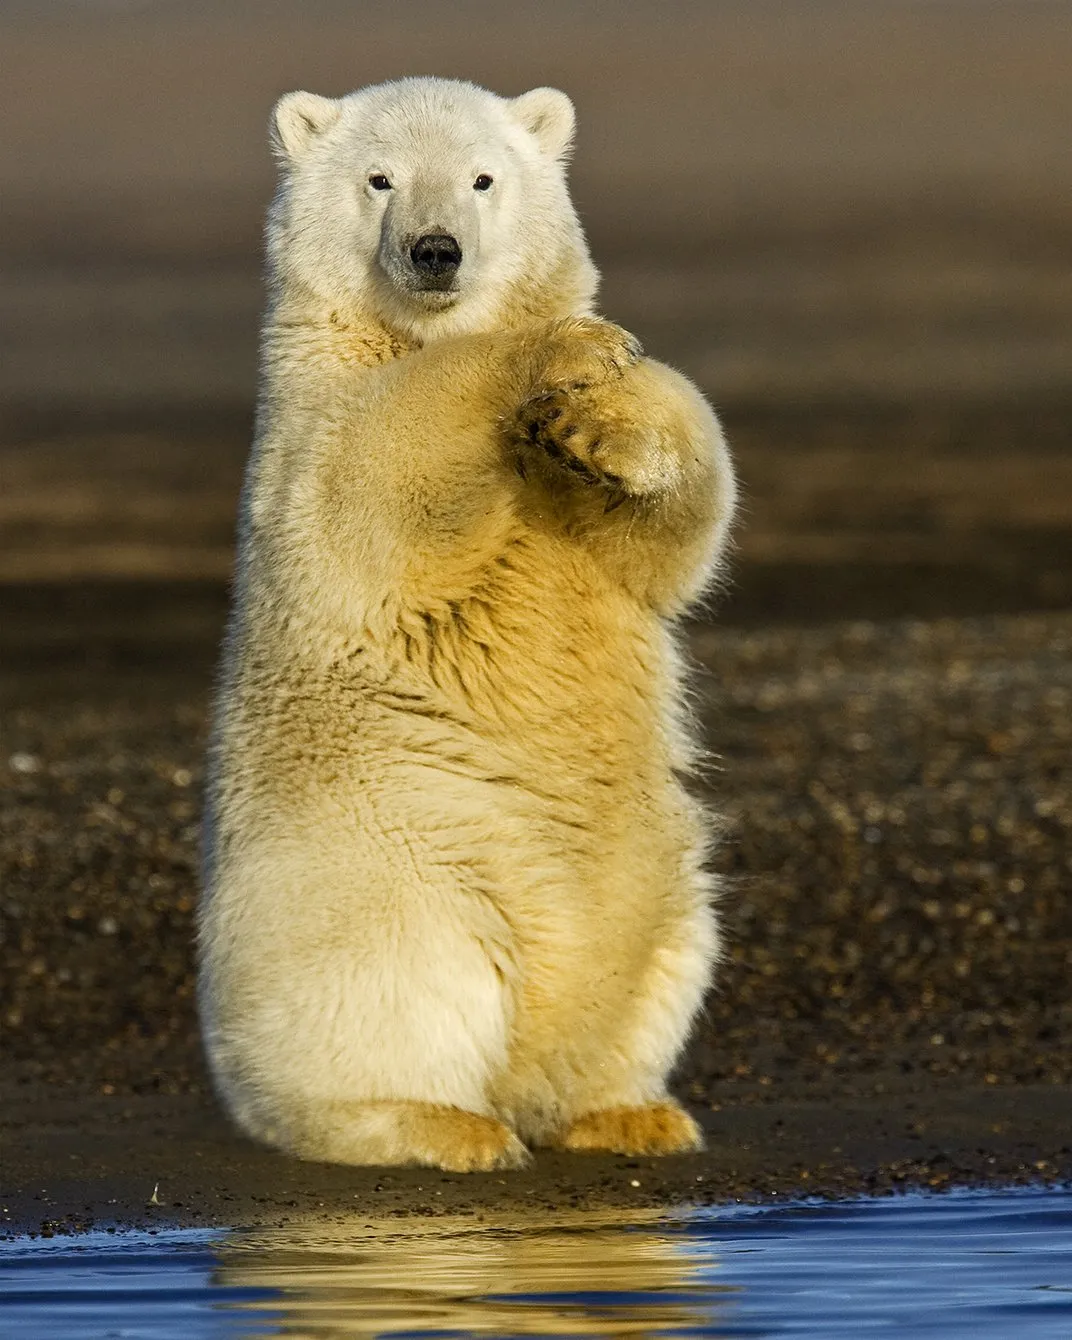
[2,1188,1070,1339]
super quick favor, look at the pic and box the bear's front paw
[518,383,680,498]
[532,317,642,396]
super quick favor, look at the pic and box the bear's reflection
[212,1207,738,1338]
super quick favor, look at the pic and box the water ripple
[1,1186,1070,1338]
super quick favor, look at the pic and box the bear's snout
[410,233,462,287]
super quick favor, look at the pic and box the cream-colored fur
[198,77,736,1171]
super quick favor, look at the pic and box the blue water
[1,1187,1070,1338]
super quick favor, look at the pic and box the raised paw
[519,388,623,487]
[531,317,642,396]
[557,1101,704,1157]
[518,382,679,498]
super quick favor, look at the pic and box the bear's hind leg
[537,895,716,1157]
[283,1099,530,1172]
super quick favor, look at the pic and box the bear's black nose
[410,233,462,279]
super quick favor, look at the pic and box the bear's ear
[271,91,342,162]
[509,87,576,161]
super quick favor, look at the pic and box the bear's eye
[473,174,494,192]
[368,174,392,191]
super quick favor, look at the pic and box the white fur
[265,78,596,345]
[199,78,737,1171]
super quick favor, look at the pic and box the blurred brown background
[3,3,1072,1138]
[2,0,1070,618]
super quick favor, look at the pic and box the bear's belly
[227,520,698,927]
[210,530,706,1113]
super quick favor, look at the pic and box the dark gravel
[3,599,1071,1095]
[1,587,1069,1233]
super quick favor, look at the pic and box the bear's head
[267,77,599,343]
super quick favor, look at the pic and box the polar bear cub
[198,77,736,1171]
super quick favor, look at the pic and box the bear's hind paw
[556,1102,704,1157]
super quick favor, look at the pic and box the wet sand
[2,1,1072,1234]
[4,1080,1070,1238]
